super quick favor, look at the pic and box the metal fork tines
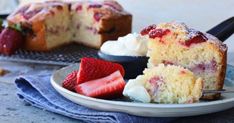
[203,89,234,94]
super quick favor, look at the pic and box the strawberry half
[77,57,125,84]
[62,70,78,91]
[75,71,126,99]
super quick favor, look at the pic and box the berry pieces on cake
[141,22,227,100]
[123,64,203,104]
[7,0,132,51]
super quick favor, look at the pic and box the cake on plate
[7,0,132,51]
[123,64,203,104]
[141,22,227,99]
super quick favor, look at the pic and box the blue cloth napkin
[14,70,175,123]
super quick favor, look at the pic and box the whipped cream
[123,75,151,103]
[100,33,148,56]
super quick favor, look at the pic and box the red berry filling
[149,29,170,39]
[22,9,42,20]
[76,5,82,11]
[140,24,157,35]
[182,32,207,47]
[93,12,104,22]
[162,60,174,65]
[88,3,102,9]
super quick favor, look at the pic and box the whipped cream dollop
[123,75,151,103]
[100,33,148,56]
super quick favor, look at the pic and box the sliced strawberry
[75,71,126,99]
[62,70,78,91]
[77,57,125,84]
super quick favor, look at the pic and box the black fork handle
[207,17,234,42]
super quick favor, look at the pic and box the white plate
[50,63,234,117]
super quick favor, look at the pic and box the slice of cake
[123,64,203,104]
[141,22,227,99]
[7,1,72,51]
[7,0,132,51]
[71,0,132,48]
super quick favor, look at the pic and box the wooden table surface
[0,0,234,123]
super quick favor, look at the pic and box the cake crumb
[0,68,10,76]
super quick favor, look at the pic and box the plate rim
[50,63,234,108]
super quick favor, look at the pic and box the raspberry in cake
[123,64,203,104]
[141,22,227,100]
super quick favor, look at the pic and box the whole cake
[123,64,203,104]
[141,22,227,99]
[7,0,132,51]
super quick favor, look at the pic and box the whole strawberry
[0,27,24,55]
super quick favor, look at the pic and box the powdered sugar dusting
[205,33,227,51]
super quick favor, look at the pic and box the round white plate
[50,63,234,117]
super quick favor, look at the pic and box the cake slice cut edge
[123,64,203,104]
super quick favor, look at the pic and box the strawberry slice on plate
[62,70,78,91]
[77,57,125,84]
[75,71,126,99]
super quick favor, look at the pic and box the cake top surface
[141,22,227,52]
[7,0,130,23]
[71,0,131,20]
[7,1,66,22]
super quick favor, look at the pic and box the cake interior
[71,3,102,48]
[124,64,203,104]
[45,5,72,49]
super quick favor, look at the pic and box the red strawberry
[62,70,78,91]
[75,71,126,99]
[0,27,24,55]
[77,57,125,84]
